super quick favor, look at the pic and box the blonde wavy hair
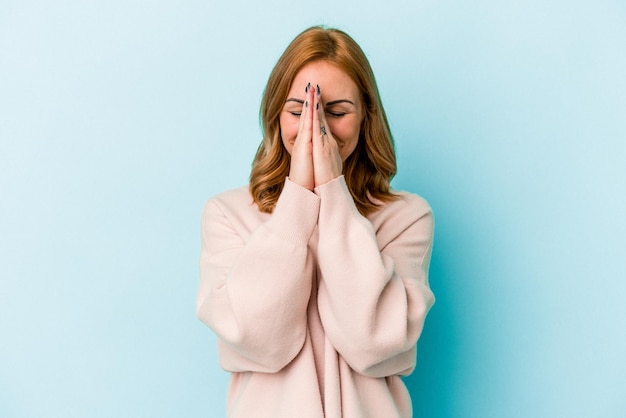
[250,26,398,216]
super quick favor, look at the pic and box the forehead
[289,61,359,98]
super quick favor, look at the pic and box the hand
[312,84,342,187]
[288,83,315,191]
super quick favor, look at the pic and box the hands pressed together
[289,83,343,191]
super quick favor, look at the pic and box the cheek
[279,116,299,154]
[328,118,361,160]
[329,119,360,143]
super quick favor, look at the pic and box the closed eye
[327,112,346,118]
[289,112,302,117]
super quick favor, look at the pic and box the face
[280,61,363,161]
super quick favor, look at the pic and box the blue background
[1,1,625,417]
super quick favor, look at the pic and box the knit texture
[197,176,435,417]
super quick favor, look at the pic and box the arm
[315,176,435,377]
[196,179,319,373]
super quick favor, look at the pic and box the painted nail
[305,101,308,108]
[316,84,320,95]
[316,102,319,110]
[306,82,311,93]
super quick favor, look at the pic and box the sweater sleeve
[314,176,435,378]
[196,179,320,373]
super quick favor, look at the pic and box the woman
[197,26,435,418]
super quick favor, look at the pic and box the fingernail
[316,102,319,110]
[305,101,308,108]
[306,82,310,93]
[316,84,320,95]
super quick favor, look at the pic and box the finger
[314,85,335,145]
[296,82,311,139]
[313,84,322,139]
[303,82,314,138]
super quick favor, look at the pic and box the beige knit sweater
[197,176,435,417]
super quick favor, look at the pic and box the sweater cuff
[267,177,320,245]
[314,175,359,214]
[315,175,373,232]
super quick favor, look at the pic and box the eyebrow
[285,98,355,106]
[326,99,355,106]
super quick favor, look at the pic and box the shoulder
[202,185,257,220]
[208,185,252,206]
[393,191,431,216]
[368,191,433,243]
[370,190,432,223]
[201,185,272,237]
